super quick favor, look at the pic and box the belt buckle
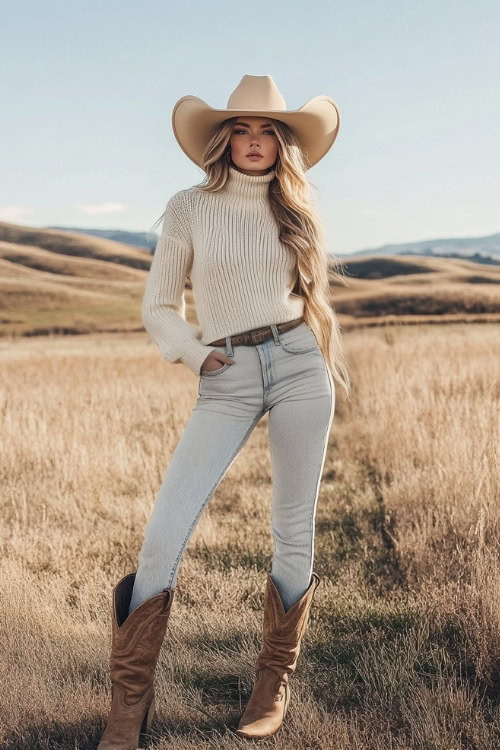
[250,327,269,344]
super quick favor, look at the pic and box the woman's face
[229,116,278,175]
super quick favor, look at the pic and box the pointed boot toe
[235,667,290,738]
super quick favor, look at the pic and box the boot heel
[283,683,291,718]
[140,695,156,735]
[146,695,156,730]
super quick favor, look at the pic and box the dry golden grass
[1,323,499,748]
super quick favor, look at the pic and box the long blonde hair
[153,116,352,399]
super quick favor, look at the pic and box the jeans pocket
[280,322,319,354]
[200,344,236,377]
[200,362,231,377]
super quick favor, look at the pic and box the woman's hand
[200,350,235,373]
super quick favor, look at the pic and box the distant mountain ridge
[45,227,500,264]
[342,231,500,263]
[45,226,158,252]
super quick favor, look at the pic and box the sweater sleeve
[141,190,215,376]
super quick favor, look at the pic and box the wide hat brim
[171,94,341,171]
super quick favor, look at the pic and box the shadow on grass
[305,605,500,720]
[2,711,244,750]
[8,607,500,750]
[187,544,271,575]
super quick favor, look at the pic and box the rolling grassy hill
[0,219,150,269]
[334,254,500,326]
[1,221,500,338]
[0,221,148,336]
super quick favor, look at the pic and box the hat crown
[226,75,286,111]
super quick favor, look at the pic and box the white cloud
[73,201,126,215]
[0,205,36,222]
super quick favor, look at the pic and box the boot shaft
[109,573,175,704]
[255,573,320,677]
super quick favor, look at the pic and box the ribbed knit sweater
[142,165,304,376]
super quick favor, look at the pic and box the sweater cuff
[181,339,217,376]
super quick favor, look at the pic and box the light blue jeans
[129,321,335,614]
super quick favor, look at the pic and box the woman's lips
[246,154,263,159]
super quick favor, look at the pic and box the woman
[97,74,351,749]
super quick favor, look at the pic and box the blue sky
[1,0,499,255]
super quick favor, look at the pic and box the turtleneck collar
[224,164,275,202]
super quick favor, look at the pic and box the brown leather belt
[208,316,304,347]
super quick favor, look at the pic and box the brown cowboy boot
[236,572,321,739]
[97,572,175,750]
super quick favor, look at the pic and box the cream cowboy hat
[171,74,341,171]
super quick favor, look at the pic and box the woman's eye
[233,129,275,135]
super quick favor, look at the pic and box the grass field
[1,322,499,749]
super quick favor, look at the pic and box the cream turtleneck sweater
[142,165,304,376]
